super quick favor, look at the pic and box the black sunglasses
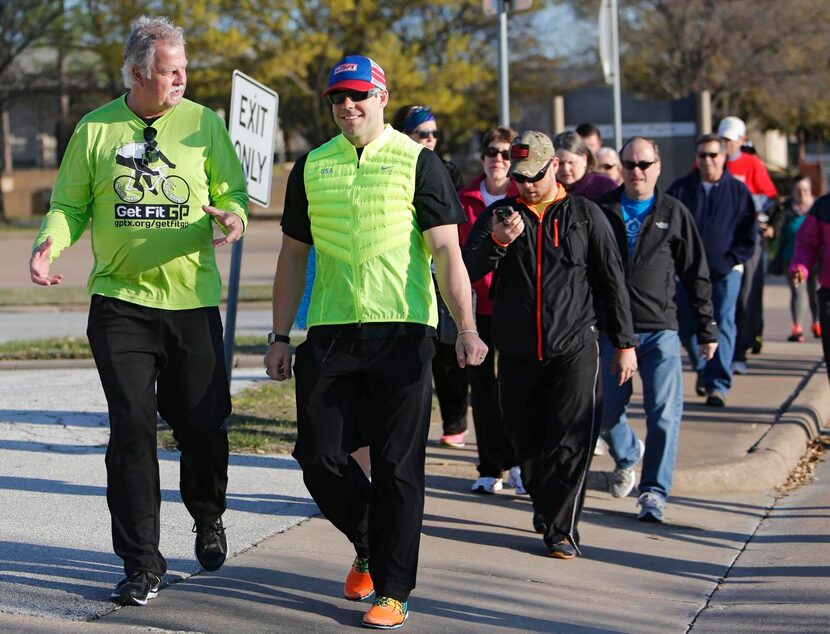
[512,160,552,184]
[696,152,721,160]
[484,147,510,160]
[415,129,441,140]
[599,163,617,170]
[621,160,657,171]
[327,88,380,105]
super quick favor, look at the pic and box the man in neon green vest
[265,55,486,630]
[28,16,247,607]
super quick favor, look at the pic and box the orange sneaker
[344,555,374,601]
[813,322,822,338]
[362,596,408,630]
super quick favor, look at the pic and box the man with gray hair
[29,16,247,606]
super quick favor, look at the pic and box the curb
[673,361,829,493]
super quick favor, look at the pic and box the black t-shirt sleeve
[414,149,466,231]
[280,152,313,244]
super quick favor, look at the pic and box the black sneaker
[194,517,228,571]
[695,373,706,397]
[532,512,547,534]
[705,391,726,407]
[110,570,161,606]
[548,537,577,559]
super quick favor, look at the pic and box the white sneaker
[594,437,608,456]
[507,466,527,495]
[610,438,645,498]
[637,491,665,522]
[470,476,503,494]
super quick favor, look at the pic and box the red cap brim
[322,79,378,96]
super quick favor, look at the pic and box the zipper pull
[554,218,559,248]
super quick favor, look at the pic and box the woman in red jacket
[458,126,523,494]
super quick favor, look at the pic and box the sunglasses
[512,160,552,184]
[696,151,721,160]
[599,163,617,170]
[484,147,510,160]
[621,160,657,171]
[415,129,441,140]
[327,88,380,105]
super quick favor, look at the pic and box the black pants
[817,288,830,382]
[87,295,231,576]
[469,315,515,476]
[432,341,469,435]
[499,341,601,549]
[735,239,765,361]
[292,332,434,603]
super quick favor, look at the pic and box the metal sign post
[225,70,279,380]
[599,0,622,149]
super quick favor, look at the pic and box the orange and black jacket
[463,193,636,360]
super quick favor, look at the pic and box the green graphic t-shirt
[34,95,248,309]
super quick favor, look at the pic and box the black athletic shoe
[695,374,706,397]
[705,391,726,407]
[110,570,161,606]
[532,512,547,535]
[194,517,228,571]
[548,538,577,559]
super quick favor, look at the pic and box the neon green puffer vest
[303,125,437,328]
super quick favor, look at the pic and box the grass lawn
[0,334,272,360]
[0,284,273,307]
[159,379,299,454]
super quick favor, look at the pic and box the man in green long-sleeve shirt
[28,15,248,607]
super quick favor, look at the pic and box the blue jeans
[599,331,683,498]
[678,268,743,395]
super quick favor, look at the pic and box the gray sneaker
[637,491,665,522]
[610,438,645,498]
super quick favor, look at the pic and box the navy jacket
[667,170,757,280]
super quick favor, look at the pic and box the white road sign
[228,70,279,208]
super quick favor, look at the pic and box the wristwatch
[267,332,291,345]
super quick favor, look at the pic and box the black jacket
[597,188,719,343]
[463,193,636,360]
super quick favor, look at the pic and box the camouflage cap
[509,131,555,177]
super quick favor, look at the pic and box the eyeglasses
[621,160,657,171]
[484,147,510,160]
[512,160,552,184]
[415,129,441,140]
[143,126,158,158]
[696,152,721,160]
[599,163,617,170]
[327,88,381,105]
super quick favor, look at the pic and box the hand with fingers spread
[29,236,63,286]
[203,205,244,247]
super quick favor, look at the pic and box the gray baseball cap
[509,130,555,177]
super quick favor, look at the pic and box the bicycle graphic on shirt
[113,128,190,205]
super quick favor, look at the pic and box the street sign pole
[610,0,622,149]
[498,0,510,127]
[225,70,279,381]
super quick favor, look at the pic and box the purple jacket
[790,193,830,288]
[565,171,619,202]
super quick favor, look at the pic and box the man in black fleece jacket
[597,136,718,523]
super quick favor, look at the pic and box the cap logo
[334,63,358,74]
[511,144,530,159]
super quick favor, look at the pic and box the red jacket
[726,152,777,198]
[458,174,519,316]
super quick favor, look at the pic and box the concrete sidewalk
[1,288,828,632]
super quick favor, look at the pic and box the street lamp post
[484,0,533,128]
